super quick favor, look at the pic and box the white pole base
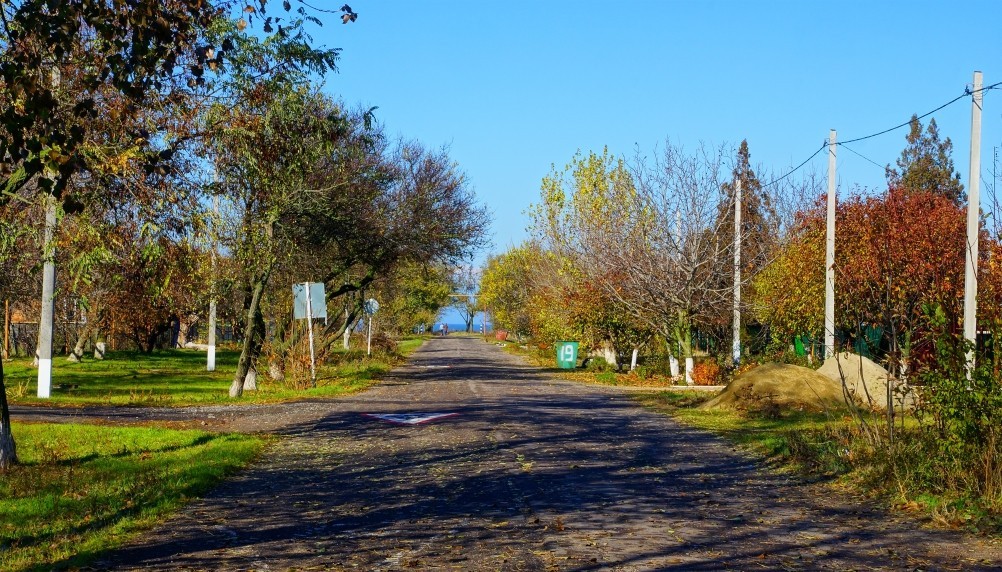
[37,358,51,398]
[207,345,216,372]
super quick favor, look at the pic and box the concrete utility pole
[732,178,742,366]
[37,194,56,398]
[824,129,837,360]
[963,71,983,377]
[207,193,219,372]
[37,65,60,398]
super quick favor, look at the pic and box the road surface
[51,336,1000,570]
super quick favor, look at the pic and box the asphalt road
[66,336,1002,570]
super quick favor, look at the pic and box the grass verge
[0,422,265,572]
[5,336,426,407]
[635,390,1002,534]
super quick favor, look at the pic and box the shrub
[585,357,613,372]
[690,359,723,386]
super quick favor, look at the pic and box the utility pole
[36,65,60,398]
[732,178,741,366]
[207,192,219,372]
[37,195,56,398]
[824,129,837,360]
[963,71,983,377]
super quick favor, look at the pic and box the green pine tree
[886,115,964,204]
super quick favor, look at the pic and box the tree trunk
[0,358,18,469]
[67,315,97,362]
[600,339,618,369]
[343,308,351,350]
[245,366,258,391]
[231,276,267,398]
[673,310,694,385]
[94,329,106,360]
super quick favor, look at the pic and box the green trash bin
[556,341,579,369]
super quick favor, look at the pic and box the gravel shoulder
[22,337,1002,570]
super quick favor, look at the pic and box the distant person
[443,323,449,336]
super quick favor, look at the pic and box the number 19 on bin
[560,345,574,362]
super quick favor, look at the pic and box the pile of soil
[817,352,909,411]
[700,362,848,413]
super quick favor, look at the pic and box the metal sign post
[305,283,316,387]
[364,298,379,357]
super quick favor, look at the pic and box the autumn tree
[480,245,540,342]
[751,202,825,352]
[837,188,967,375]
[0,0,355,465]
[307,140,489,349]
[530,148,644,366]
[449,265,481,333]
[886,115,964,204]
[375,262,453,335]
[213,84,346,397]
[708,140,780,352]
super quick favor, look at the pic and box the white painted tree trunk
[342,310,351,350]
[94,341,106,360]
[630,348,639,371]
[601,340,617,369]
[245,366,258,391]
[685,357,694,386]
[669,355,680,377]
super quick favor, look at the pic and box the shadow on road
[90,337,998,571]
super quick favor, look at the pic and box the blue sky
[312,0,1002,261]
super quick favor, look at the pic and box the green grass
[636,391,857,475]
[0,422,265,572]
[4,337,426,407]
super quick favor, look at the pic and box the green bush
[585,357,613,372]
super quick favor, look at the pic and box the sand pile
[700,362,848,413]
[817,352,910,411]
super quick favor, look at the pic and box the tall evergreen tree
[886,115,964,204]
[718,140,778,278]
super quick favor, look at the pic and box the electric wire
[762,81,1002,188]
[840,81,1002,146]
[840,143,885,171]
[762,142,827,188]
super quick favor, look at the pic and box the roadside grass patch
[638,390,867,477]
[5,336,425,407]
[636,391,1002,534]
[0,422,265,572]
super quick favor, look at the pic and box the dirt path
[69,337,1002,570]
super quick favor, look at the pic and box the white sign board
[293,282,327,320]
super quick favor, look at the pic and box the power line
[840,81,1002,146]
[840,143,885,171]
[762,142,827,188]
[762,80,1002,189]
